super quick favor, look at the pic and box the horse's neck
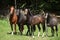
[28,12,33,16]
[10,11,16,18]
[47,14,50,19]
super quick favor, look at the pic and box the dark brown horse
[45,13,58,36]
[17,8,30,35]
[26,10,45,38]
[9,6,18,35]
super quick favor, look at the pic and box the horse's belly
[30,17,41,25]
[49,18,57,25]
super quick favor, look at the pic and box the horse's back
[28,14,44,25]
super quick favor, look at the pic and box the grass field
[0,19,60,40]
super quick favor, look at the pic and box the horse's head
[45,12,52,19]
[10,6,15,14]
[39,10,45,16]
[47,13,56,18]
[45,13,48,18]
[19,8,29,15]
[45,12,56,22]
[24,8,29,15]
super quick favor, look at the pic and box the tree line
[0,0,60,14]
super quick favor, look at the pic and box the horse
[45,13,58,36]
[9,6,18,35]
[26,9,46,38]
[17,8,31,35]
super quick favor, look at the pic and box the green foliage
[0,0,60,14]
[16,0,60,11]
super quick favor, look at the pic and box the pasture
[0,19,60,40]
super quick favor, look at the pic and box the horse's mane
[27,9,33,16]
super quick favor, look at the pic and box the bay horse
[45,13,58,36]
[26,9,45,38]
[9,6,18,35]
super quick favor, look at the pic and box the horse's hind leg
[51,26,54,36]
[42,24,45,37]
[37,24,41,37]
[33,25,36,32]
[31,26,34,38]
[55,25,58,36]
[17,24,20,34]
[10,23,13,35]
[20,25,24,35]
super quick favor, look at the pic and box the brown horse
[9,6,18,35]
[26,10,45,38]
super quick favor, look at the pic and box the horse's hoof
[56,34,58,36]
[38,32,40,37]
[26,34,28,36]
[45,34,48,37]
[21,34,22,35]
[32,36,34,38]
[14,32,17,35]
[38,35,39,37]
[7,32,11,34]
[42,33,45,37]
[11,32,14,35]
[52,34,54,37]
[42,36,44,38]
[20,32,23,35]
[29,33,32,36]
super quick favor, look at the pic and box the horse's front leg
[26,24,30,36]
[42,23,45,37]
[20,24,24,35]
[37,24,41,37]
[55,25,58,36]
[14,24,17,34]
[17,23,21,35]
[10,23,13,35]
[51,26,54,36]
[31,26,34,38]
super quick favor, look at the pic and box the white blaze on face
[20,9,24,14]
[45,13,48,18]
[10,6,14,14]
[24,9,28,14]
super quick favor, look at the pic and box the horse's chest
[10,15,17,23]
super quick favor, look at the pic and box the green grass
[0,19,60,40]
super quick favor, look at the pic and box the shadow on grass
[46,35,56,37]
[7,32,18,35]
[7,32,56,38]
[7,32,29,36]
